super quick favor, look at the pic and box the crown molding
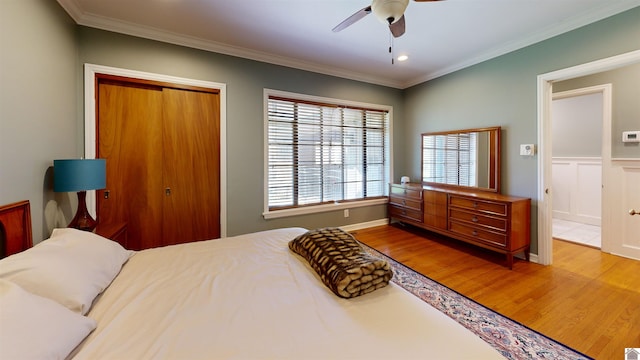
[56,0,405,88]
[403,1,640,88]
[57,0,639,90]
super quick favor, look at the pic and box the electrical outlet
[344,209,349,218]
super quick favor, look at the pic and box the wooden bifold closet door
[96,76,220,250]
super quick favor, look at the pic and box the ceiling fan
[332,0,444,38]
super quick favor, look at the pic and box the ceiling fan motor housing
[371,0,410,24]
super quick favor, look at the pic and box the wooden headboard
[0,200,33,258]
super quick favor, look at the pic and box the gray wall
[403,7,640,253]
[554,63,640,159]
[0,13,402,242]
[76,28,404,237]
[0,0,78,241]
[552,93,603,157]
[2,0,639,250]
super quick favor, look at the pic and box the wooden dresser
[389,183,531,269]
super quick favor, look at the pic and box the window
[264,90,390,218]
[422,132,478,187]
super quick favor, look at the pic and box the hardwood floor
[351,224,640,360]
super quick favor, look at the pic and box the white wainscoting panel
[552,161,573,215]
[552,157,601,226]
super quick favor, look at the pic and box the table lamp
[53,159,106,231]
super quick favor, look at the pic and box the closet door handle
[630,209,639,216]
[165,187,171,196]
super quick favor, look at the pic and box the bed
[0,200,503,359]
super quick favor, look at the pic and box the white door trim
[83,63,228,237]
[537,50,640,265]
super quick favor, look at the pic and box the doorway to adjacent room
[537,50,640,264]
[551,88,605,249]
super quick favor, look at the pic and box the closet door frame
[83,63,228,237]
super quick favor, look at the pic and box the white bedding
[71,227,503,359]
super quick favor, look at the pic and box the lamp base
[68,191,98,232]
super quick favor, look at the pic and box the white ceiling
[56,0,640,89]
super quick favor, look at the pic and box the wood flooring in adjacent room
[351,224,640,360]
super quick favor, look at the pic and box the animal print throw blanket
[289,227,393,298]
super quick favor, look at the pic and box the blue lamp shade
[53,159,106,232]
[54,159,106,192]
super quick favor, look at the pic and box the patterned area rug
[361,244,593,360]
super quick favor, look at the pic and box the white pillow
[0,228,134,314]
[0,279,97,360]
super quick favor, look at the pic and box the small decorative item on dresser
[400,176,410,184]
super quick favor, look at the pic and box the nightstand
[95,222,128,248]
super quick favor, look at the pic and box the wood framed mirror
[421,126,501,193]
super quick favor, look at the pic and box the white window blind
[267,95,389,210]
[422,132,478,186]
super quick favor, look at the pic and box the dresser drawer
[389,205,423,223]
[449,220,507,247]
[448,196,507,216]
[423,189,447,229]
[424,190,447,204]
[389,195,422,211]
[390,185,422,200]
[449,208,507,232]
[424,215,447,229]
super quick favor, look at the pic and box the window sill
[263,198,388,220]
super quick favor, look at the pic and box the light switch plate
[520,144,535,156]
[622,130,640,143]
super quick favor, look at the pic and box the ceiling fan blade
[389,14,405,38]
[332,6,372,32]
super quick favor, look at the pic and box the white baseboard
[340,218,388,232]
[552,211,601,226]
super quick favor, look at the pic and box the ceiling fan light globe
[371,0,409,25]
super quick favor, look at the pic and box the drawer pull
[402,210,407,215]
[473,202,479,209]
[472,216,478,223]
[472,230,478,236]
[402,200,406,205]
